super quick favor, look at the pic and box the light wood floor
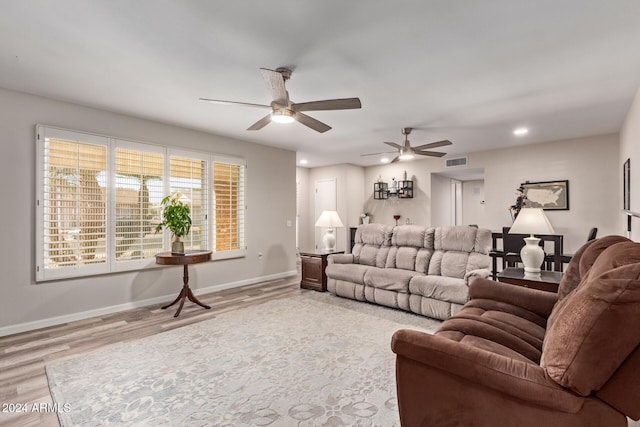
[0,274,302,427]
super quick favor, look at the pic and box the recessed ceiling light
[380,158,389,163]
[299,159,308,165]
[514,128,528,136]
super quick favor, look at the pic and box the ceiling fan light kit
[361,127,453,163]
[270,109,295,124]
[201,67,361,133]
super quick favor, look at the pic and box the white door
[315,178,337,250]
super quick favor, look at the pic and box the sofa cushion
[356,244,380,266]
[325,263,371,285]
[428,251,469,279]
[428,226,491,279]
[435,316,541,364]
[541,241,640,396]
[364,267,424,292]
[391,225,430,247]
[557,235,630,301]
[435,226,490,254]
[409,275,468,305]
[355,223,393,246]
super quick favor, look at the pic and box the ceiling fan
[361,128,452,163]
[200,67,361,133]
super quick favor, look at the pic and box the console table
[155,250,212,317]
[299,250,344,292]
[497,267,562,293]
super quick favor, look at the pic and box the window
[36,126,246,281]
[212,158,245,259]
[170,152,208,251]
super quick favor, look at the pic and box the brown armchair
[391,235,640,426]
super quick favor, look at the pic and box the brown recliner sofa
[391,235,640,426]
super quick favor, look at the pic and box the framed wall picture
[521,180,569,210]
[624,158,630,210]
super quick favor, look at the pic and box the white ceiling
[2,1,640,168]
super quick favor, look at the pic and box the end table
[299,250,344,292]
[497,267,562,293]
[155,250,212,317]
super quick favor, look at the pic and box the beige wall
[0,87,297,333]
[620,86,640,241]
[302,164,365,253]
[360,133,620,253]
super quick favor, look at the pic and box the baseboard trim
[0,270,298,337]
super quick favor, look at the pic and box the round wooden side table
[155,250,212,317]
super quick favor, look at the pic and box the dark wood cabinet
[299,250,344,292]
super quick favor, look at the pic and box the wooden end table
[155,250,212,317]
[299,250,344,292]
[497,267,562,293]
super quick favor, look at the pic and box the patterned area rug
[46,292,441,426]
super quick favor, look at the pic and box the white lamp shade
[508,208,554,274]
[315,211,344,228]
[508,208,555,236]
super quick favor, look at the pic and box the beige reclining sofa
[326,224,491,320]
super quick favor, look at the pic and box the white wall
[0,87,297,333]
[296,167,311,251]
[362,133,620,253]
[430,173,451,227]
[620,86,640,241]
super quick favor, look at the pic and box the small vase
[171,238,185,255]
[362,217,370,224]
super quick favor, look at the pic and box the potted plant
[360,212,371,224]
[155,192,192,255]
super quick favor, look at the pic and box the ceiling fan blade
[260,68,288,106]
[390,156,400,163]
[247,114,272,131]
[199,98,271,109]
[415,150,447,157]
[384,141,402,150]
[413,140,453,150]
[295,112,332,133]
[293,98,362,112]
[360,150,396,157]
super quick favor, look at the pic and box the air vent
[446,156,468,167]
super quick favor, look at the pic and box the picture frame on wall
[521,180,569,210]
[624,158,630,210]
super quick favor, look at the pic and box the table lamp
[508,208,555,273]
[315,210,344,252]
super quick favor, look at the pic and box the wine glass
[393,214,401,225]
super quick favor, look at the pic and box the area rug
[46,292,441,426]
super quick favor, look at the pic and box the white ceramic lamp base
[520,236,545,273]
[322,228,336,252]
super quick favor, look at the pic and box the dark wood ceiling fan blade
[293,98,362,112]
[247,114,272,131]
[360,150,396,156]
[413,140,453,150]
[415,150,447,157]
[296,112,331,133]
[384,141,402,150]
[260,68,288,106]
[390,156,400,163]
[199,98,271,109]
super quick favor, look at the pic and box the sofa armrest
[469,277,558,319]
[391,329,584,413]
[464,268,491,286]
[327,253,354,264]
